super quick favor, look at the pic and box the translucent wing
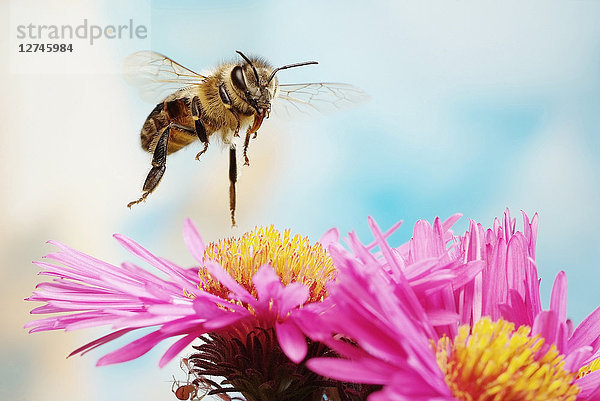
[274,82,369,118]
[123,51,207,103]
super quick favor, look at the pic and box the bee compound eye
[231,66,247,92]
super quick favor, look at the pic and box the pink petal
[569,305,600,352]
[113,234,198,293]
[364,220,403,251]
[192,293,248,316]
[158,333,198,368]
[532,310,558,345]
[521,210,538,259]
[563,345,592,372]
[276,321,307,363]
[252,264,282,303]
[442,213,462,232]
[451,260,485,289]
[204,261,255,305]
[426,310,459,326]
[203,312,248,330]
[307,357,394,384]
[183,218,206,263]
[96,330,168,366]
[576,370,600,399]
[504,290,530,327]
[550,271,568,323]
[68,328,135,357]
[278,282,309,315]
[318,227,339,247]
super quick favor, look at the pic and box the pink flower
[26,220,339,400]
[463,210,600,399]
[299,211,600,401]
[458,209,541,327]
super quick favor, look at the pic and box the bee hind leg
[192,96,209,161]
[127,126,170,208]
[229,145,237,227]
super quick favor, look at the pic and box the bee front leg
[244,128,260,165]
[127,126,170,208]
[219,83,241,137]
[192,96,209,161]
[232,113,241,137]
[229,145,237,227]
[243,129,252,166]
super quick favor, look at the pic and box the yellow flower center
[199,225,335,304]
[435,318,580,401]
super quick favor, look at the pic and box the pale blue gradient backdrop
[3,1,600,401]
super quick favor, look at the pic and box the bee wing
[274,82,369,118]
[123,51,207,103]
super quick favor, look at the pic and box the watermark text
[16,19,147,45]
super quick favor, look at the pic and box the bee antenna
[236,50,261,83]
[267,61,318,84]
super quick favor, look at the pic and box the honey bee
[124,50,367,225]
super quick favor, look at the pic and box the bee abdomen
[140,99,199,155]
[140,102,168,152]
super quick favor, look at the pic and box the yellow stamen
[576,357,600,379]
[199,225,335,305]
[436,318,580,401]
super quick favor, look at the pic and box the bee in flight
[125,50,367,226]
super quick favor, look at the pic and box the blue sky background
[2,1,600,400]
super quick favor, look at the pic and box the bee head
[231,51,273,118]
[231,51,318,118]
